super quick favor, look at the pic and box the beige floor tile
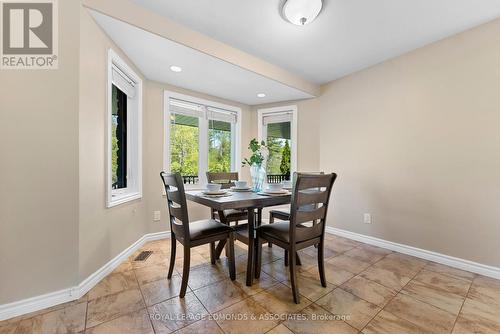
[141,276,186,306]
[217,254,251,275]
[384,293,456,334]
[176,252,211,269]
[301,244,338,260]
[460,297,500,327]
[284,303,358,334]
[327,254,372,274]
[360,265,413,291]
[15,302,87,334]
[342,276,396,307]
[86,288,145,328]
[401,280,465,315]
[424,262,475,282]
[131,252,169,269]
[412,270,471,297]
[148,292,208,333]
[215,297,278,334]
[173,320,223,334]
[315,288,380,330]
[0,321,19,334]
[343,246,389,264]
[251,283,312,315]
[193,279,248,313]
[468,275,500,309]
[452,313,500,334]
[85,309,154,334]
[369,257,420,278]
[282,269,335,301]
[233,271,279,296]
[294,251,320,271]
[325,236,361,253]
[266,324,294,334]
[113,260,134,274]
[261,260,290,282]
[384,253,427,271]
[362,310,428,334]
[312,261,355,286]
[135,263,171,285]
[186,264,228,290]
[88,270,138,300]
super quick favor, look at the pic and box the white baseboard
[325,226,500,280]
[0,231,170,321]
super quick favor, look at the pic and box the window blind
[169,98,237,124]
[112,65,136,98]
[262,111,292,125]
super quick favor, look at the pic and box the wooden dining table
[185,190,291,286]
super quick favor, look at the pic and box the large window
[165,92,240,186]
[107,49,142,207]
[258,106,297,183]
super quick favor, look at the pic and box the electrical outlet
[153,211,161,222]
[363,213,372,224]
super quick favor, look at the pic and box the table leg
[246,208,255,286]
[214,210,228,259]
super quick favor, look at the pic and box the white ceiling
[132,0,500,84]
[90,11,313,105]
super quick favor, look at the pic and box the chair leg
[180,247,190,298]
[255,237,262,279]
[268,215,274,248]
[289,247,300,304]
[284,250,289,266]
[318,240,327,287]
[210,242,216,265]
[296,252,302,266]
[227,234,236,280]
[167,234,176,279]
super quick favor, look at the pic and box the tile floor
[1,234,500,333]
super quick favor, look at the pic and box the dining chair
[255,172,337,304]
[161,172,236,298]
[206,172,248,226]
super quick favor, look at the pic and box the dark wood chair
[160,172,236,298]
[206,172,248,226]
[255,172,337,304]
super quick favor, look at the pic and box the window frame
[107,49,143,208]
[164,91,242,189]
[257,105,298,174]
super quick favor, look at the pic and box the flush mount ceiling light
[282,0,323,26]
[170,65,182,72]
[257,93,266,98]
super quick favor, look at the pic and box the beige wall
[0,1,80,303]
[318,19,500,267]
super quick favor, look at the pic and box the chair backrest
[160,172,190,242]
[206,172,239,189]
[288,172,337,244]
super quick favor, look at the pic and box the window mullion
[199,115,209,186]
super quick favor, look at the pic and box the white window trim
[163,91,242,189]
[257,105,298,173]
[107,49,143,208]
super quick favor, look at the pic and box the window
[107,49,142,207]
[258,106,297,183]
[164,91,241,186]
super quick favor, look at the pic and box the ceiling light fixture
[282,0,323,26]
[257,93,266,98]
[170,65,182,72]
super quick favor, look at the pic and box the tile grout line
[131,267,157,334]
[449,275,474,333]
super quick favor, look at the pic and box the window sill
[107,192,142,208]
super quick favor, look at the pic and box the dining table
[185,189,291,286]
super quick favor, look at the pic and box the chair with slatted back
[161,172,236,298]
[255,172,337,304]
[206,172,248,227]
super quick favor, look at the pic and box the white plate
[230,186,252,191]
[202,189,228,195]
[263,189,289,195]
